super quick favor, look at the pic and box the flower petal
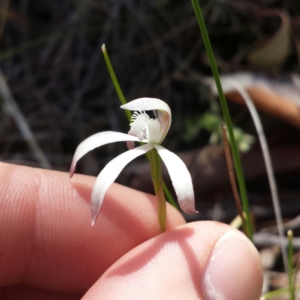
[91,143,154,226]
[154,144,198,214]
[121,97,171,114]
[121,98,171,143]
[69,131,140,178]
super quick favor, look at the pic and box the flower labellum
[70,98,197,225]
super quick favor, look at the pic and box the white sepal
[154,144,198,214]
[69,131,140,177]
[91,143,154,225]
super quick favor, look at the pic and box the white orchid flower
[70,97,197,225]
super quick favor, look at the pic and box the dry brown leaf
[247,12,291,70]
[226,86,300,128]
[207,73,300,129]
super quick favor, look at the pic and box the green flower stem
[191,0,253,240]
[288,230,295,300]
[102,44,178,211]
[102,44,131,121]
[149,147,166,232]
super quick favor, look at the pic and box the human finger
[0,162,185,294]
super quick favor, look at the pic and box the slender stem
[102,43,178,211]
[293,254,300,300]
[191,0,253,240]
[221,124,247,234]
[149,148,166,232]
[101,44,131,121]
[288,230,295,300]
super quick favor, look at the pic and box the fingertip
[202,229,263,300]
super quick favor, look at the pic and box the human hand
[0,162,263,299]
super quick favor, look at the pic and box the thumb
[83,221,263,300]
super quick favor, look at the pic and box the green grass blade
[261,287,300,299]
[163,182,179,210]
[288,230,295,300]
[191,0,253,240]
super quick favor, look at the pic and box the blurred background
[1,0,300,232]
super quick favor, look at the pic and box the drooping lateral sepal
[69,131,140,177]
[154,144,198,214]
[91,143,154,225]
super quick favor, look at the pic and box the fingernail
[202,230,262,300]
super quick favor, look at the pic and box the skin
[0,162,263,299]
